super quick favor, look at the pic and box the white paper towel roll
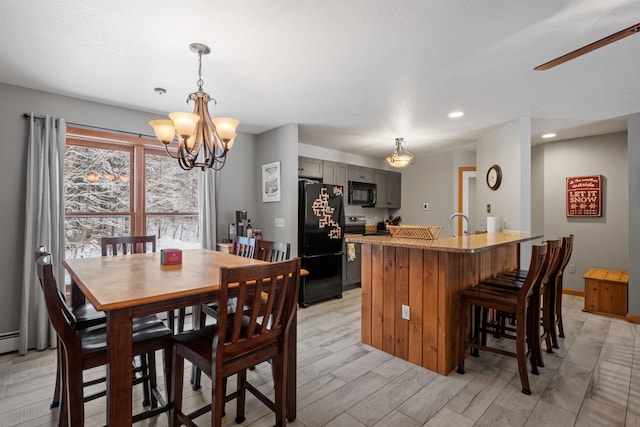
[487,216,500,233]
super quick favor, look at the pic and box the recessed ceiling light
[448,111,464,118]
[542,133,556,139]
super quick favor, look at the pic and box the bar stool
[554,235,574,339]
[482,239,562,366]
[457,243,547,395]
[487,236,572,349]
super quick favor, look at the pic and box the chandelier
[149,43,239,171]
[386,137,415,167]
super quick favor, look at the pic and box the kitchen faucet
[448,213,470,236]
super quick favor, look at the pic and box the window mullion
[133,145,145,235]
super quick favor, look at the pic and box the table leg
[70,279,84,309]
[107,309,133,426]
[287,309,297,421]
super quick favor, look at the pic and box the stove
[345,215,366,234]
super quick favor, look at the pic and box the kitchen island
[345,231,542,375]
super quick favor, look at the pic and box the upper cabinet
[298,156,323,179]
[375,170,401,209]
[348,165,375,183]
[298,156,401,209]
[323,161,348,189]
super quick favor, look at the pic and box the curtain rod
[22,113,155,139]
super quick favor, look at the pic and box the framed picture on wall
[566,175,602,217]
[262,161,281,202]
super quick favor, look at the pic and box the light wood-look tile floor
[1,289,638,426]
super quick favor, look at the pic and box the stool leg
[516,308,532,395]
[556,276,565,338]
[457,296,468,374]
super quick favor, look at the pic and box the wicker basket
[387,225,443,240]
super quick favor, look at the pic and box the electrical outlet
[274,217,285,227]
[486,204,491,213]
[422,202,429,211]
[568,264,576,274]
[401,305,410,320]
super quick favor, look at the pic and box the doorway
[457,167,476,235]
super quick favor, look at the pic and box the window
[64,128,200,260]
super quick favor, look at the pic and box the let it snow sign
[566,175,602,217]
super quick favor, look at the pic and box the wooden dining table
[64,248,299,426]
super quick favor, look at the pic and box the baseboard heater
[0,331,20,355]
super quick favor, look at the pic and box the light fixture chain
[197,50,204,91]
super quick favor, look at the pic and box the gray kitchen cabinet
[322,161,348,189]
[348,165,374,183]
[343,241,361,289]
[298,156,323,179]
[387,171,401,208]
[375,170,401,209]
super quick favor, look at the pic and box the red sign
[566,175,602,217]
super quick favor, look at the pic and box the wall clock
[486,164,502,190]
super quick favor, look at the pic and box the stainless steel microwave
[348,181,377,206]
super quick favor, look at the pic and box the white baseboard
[0,331,20,354]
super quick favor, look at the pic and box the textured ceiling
[1,0,638,158]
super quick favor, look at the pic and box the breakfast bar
[346,231,541,375]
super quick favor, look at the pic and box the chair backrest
[557,235,574,278]
[36,255,80,349]
[517,243,548,303]
[101,235,156,256]
[215,258,301,363]
[232,235,257,259]
[255,240,290,262]
[537,239,562,294]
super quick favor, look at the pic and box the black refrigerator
[298,180,345,307]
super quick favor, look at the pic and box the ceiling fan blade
[535,22,640,70]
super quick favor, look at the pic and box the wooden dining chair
[100,235,156,255]
[34,245,109,410]
[255,240,291,262]
[171,257,301,427]
[36,254,174,426]
[192,235,259,389]
[232,235,257,258]
[101,235,186,334]
[458,243,547,395]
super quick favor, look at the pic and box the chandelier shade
[386,137,415,168]
[149,43,239,171]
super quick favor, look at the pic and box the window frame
[64,127,198,239]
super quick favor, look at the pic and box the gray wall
[215,132,257,241]
[255,124,299,255]
[395,150,457,235]
[629,114,640,317]
[536,132,628,292]
[0,82,257,340]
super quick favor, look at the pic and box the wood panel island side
[345,231,542,375]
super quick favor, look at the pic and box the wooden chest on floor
[584,268,628,318]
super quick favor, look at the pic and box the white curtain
[198,168,217,249]
[19,114,67,354]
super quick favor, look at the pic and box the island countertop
[345,230,542,253]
